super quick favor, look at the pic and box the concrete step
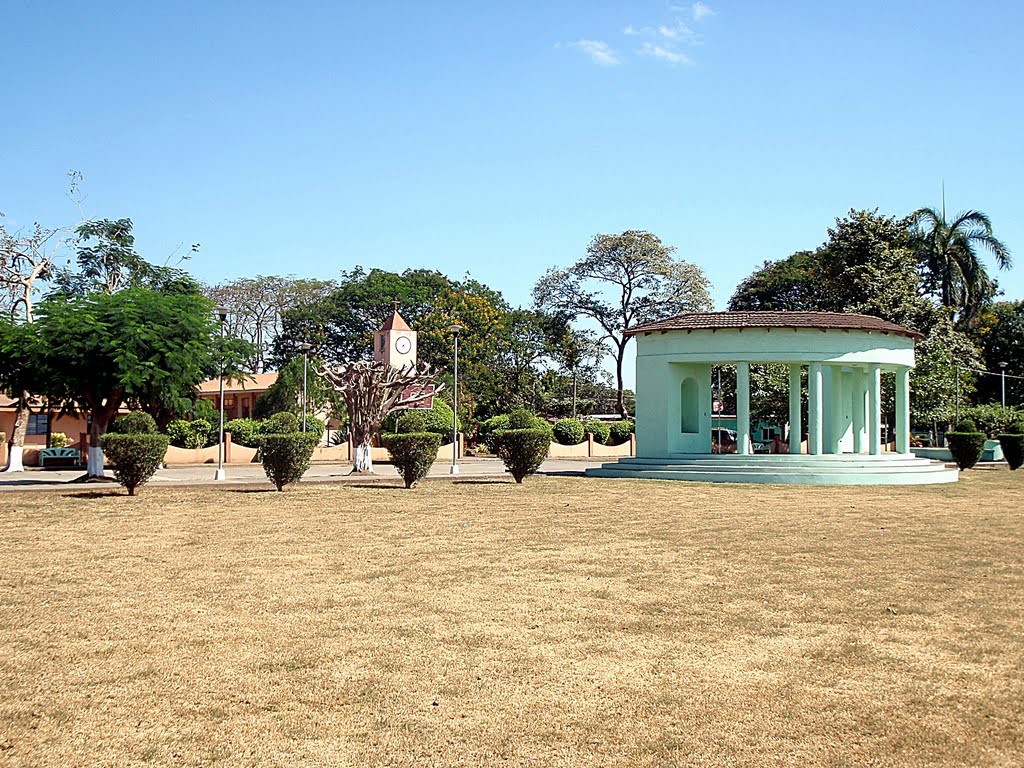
[585,454,959,485]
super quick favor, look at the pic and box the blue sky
[3,0,1023,316]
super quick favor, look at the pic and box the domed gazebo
[587,311,957,485]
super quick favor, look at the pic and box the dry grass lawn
[1,471,1022,767]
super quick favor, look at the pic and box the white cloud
[623,24,641,36]
[569,39,621,66]
[640,42,694,66]
[692,2,716,21]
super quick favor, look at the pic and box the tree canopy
[534,230,712,417]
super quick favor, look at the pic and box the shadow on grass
[61,491,124,499]
[452,479,514,486]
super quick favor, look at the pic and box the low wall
[548,434,636,459]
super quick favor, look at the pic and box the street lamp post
[299,342,312,433]
[1000,362,1008,410]
[215,306,229,481]
[447,323,463,475]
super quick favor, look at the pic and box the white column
[896,366,910,454]
[808,363,823,455]
[736,362,751,456]
[852,368,867,454]
[788,364,802,454]
[868,364,882,455]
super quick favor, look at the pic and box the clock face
[395,336,412,354]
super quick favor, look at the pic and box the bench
[39,447,82,467]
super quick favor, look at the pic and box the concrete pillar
[828,366,846,454]
[868,364,882,455]
[852,368,867,454]
[896,366,911,454]
[788,364,802,454]
[736,361,751,456]
[808,363,823,455]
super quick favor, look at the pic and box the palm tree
[911,207,1012,327]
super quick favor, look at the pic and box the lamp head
[299,342,313,353]
[216,306,229,323]
[1000,361,1009,370]
[447,323,464,335]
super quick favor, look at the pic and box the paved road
[0,457,610,491]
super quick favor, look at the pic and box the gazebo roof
[627,311,923,340]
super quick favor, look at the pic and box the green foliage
[946,431,986,470]
[534,230,712,416]
[954,419,978,433]
[421,399,459,436]
[110,411,157,434]
[384,432,442,488]
[49,432,69,448]
[583,420,611,445]
[607,420,635,446]
[508,409,537,430]
[265,411,299,434]
[190,397,219,424]
[910,207,1011,328]
[997,433,1024,471]
[552,418,585,445]
[22,287,253,439]
[224,418,262,447]
[972,301,1023,407]
[98,433,170,496]
[165,419,211,449]
[302,415,326,441]
[959,405,1024,437]
[396,411,429,433]
[497,428,551,484]
[258,433,319,491]
[479,414,511,452]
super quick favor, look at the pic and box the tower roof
[379,309,412,332]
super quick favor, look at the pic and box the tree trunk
[353,440,373,473]
[2,398,30,472]
[87,417,106,477]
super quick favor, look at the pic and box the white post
[896,366,910,454]
[736,362,751,455]
[788,364,802,454]
[808,364,823,455]
[868,364,882,456]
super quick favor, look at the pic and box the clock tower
[374,304,417,369]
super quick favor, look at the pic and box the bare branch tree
[316,360,443,473]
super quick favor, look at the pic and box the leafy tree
[911,207,1012,328]
[0,211,71,470]
[971,301,1024,408]
[728,251,821,311]
[206,276,337,372]
[51,218,199,297]
[534,230,712,417]
[23,288,249,477]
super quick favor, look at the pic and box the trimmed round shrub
[479,414,511,453]
[946,430,986,470]
[265,411,299,434]
[258,432,319,491]
[998,426,1024,471]
[583,420,610,445]
[99,433,170,496]
[954,419,978,433]
[384,431,442,488]
[508,409,536,430]
[111,411,157,434]
[49,432,69,448]
[552,418,585,446]
[396,411,429,433]
[607,420,635,446]
[224,418,261,447]
[497,427,551,484]
[421,400,459,436]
